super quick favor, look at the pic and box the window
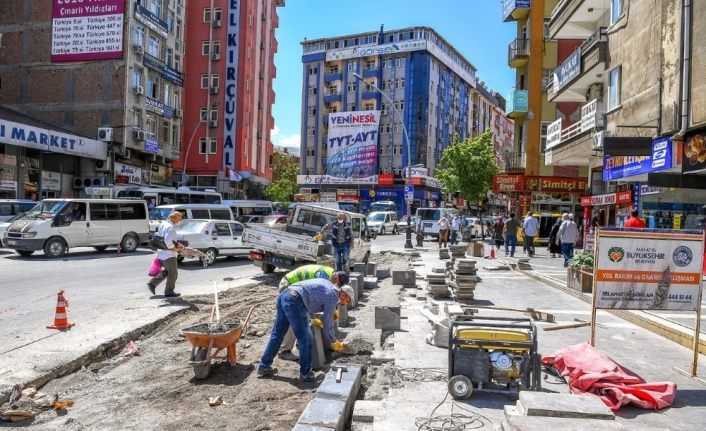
[213,8,222,21]
[307,127,315,136]
[347,62,356,72]
[209,108,218,122]
[309,66,318,75]
[203,8,211,22]
[328,65,339,74]
[149,0,162,17]
[308,86,316,95]
[132,67,143,89]
[199,138,207,154]
[347,82,356,93]
[134,25,144,47]
[209,138,217,154]
[230,223,244,235]
[308,106,317,116]
[162,121,169,144]
[146,73,158,98]
[147,35,160,58]
[145,116,157,138]
[608,67,621,110]
[364,102,375,111]
[200,74,209,88]
[395,78,405,89]
[395,57,403,67]
[199,107,208,121]
[349,103,356,111]
[610,0,622,24]
[211,74,219,88]
[174,54,181,71]
[366,60,375,70]
[119,203,147,220]
[211,41,221,55]
[192,209,210,218]
[202,41,210,55]
[90,203,119,221]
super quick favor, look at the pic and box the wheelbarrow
[180,305,256,379]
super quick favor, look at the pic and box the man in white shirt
[450,214,462,245]
[148,211,184,297]
[522,211,539,257]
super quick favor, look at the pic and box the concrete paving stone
[518,391,615,420]
[296,397,347,431]
[338,304,349,327]
[366,262,377,276]
[370,351,396,364]
[353,263,367,274]
[291,425,335,431]
[375,306,401,330]
[376,266,390,279]
[350,423,374,431]
[505,415,671,431]
[352,400,382,423]
[317,364,363,416]
[392,270,417,286]
[364,277,379,289]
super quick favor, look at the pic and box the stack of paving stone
[426,272,450,298]
[439,248,451,260]
[448,244,467,258]
[450,258,477,303]
[517,257,532,270]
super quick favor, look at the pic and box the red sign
[115,175,129,185]
[537,176,588,192]
[336,194,359,202]
[519,195,531,216]
[407,177,423,186]
[377,174,394,185]
[580,190,633,207]
[616,190,633,205]
[493,175,524,192]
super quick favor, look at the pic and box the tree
[436,130,498,211]
[265,152,299,205]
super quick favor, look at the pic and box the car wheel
[176,255,185,263]
[378,226,384,236]
[261,263,275,273]
[43,237,67,258]
[203,248,217,266]
[94,246,108,252]
[120,234,139,253]
[16,250,34,257]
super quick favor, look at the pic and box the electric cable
[413,391,494,431]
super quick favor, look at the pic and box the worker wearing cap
[278,264,334,291]
[258,271,351,383]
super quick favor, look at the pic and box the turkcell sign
[553,49,581,91]
[223,0,239,173]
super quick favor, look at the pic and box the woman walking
[491,217,505,251]
[548,218,562,258]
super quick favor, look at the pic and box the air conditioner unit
[123,148,133,159]
[133,129,145,141]
[92,177,106,187]
[72,177,85,189]
[209,121,218,128]
[211,52,220,61]
[95,159,112,172]
[174,109,182,118]
[97,127,114,142]
[212,19,221,27]
[210,86,219,95]
[381,110,388,116]
[593,130,609,151]
[135,85,144,95]
[133,44,144,55]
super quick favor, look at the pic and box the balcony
[544,99,604,166]
[362,69,378,78]
[549,0,610,40]
[323,90,342,104]
[508,38,530,68]
[324,72,342,82]
[546,27,607,102]
[500,152,526,173]
[502,0,530,22]
[361,91,378,100]
[506,89,528,119]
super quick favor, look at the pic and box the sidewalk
[353,243,706,431]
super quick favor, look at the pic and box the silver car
[175,219,251,266]
[366,211,399,235]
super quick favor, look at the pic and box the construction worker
[278,264,334,291]
[257,272,351,382]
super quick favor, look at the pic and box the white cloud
[271,124,301,149]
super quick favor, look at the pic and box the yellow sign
[673,214,682,229]
[368,190,376,198]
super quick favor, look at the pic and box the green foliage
[435,130,498,205]
[568,251,594,268]
[266,152,299,205]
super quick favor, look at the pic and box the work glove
[334,309,340,321]
[331,341,346,352]
[310,318,323,329]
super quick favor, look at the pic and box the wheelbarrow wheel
[448,375,473,400]
[192,347,212,380]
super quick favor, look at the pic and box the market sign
[594,228,704,311]
[603,136,672,181]
[51,0,125,62]
[0,119,108,160]
[492,175,524,192]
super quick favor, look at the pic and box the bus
[369,200,398,214]
[116,187,222,207]
[415,207,460,238]
[222,200,273,218]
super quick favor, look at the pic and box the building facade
[299,26,505,213]
[0,0,187,199]
[173,0,284,200]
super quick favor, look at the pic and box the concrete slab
[392,270,416,286]
[505,415,670,431]
[518,392,614,420]
[364,276,379,289]
[376,266,390,279]
[366,262,377,276]
[375,306,401,330]
[291,425,335,431]
[353,263,367,274]
[296,398,347,431]
[317,364,363,417]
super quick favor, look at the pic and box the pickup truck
[242,203,371,273]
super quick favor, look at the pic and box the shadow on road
[5,249,153,262]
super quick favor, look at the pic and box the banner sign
[492,175,524,192]
[326,111,380,178]
[51,0,125,62]
[603,137,672,180]
[581,190,632,207]
[546,118,562,150]
[297,174,378,185]
[143,53,184,87]
[377,173,394,185]
[114,162,142,185]
[682,130,706,173]
[553,48,581,91]
[223,0,240,173]
[41,171,61,191]
[134,2,168,37]
[594,228,704,310]
[0,119,107,160]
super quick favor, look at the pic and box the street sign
[404,185,414,200]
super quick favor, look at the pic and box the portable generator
[447,315,541,399]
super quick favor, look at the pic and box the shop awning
[647,172,706,189]
[603,136,652,156]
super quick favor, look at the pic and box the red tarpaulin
[542,342,677,411]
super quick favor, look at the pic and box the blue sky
[271,0,517,150]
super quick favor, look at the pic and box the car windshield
[367,213,386,222]
[175,220,208,234]
[149,208,173,220]
[26,201,67,218]
[263,215,281,225]
[417,209,440,221]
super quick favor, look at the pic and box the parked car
[236,214,265,224]
[261,214,289,230]
[367,211,399,235]
[149,204,233,232]
[175,219,250,266]
[465,217,485,238]
[0,212,29,247]
[415,207,459,239]
[396,215,413,232]
[0,200,36,222]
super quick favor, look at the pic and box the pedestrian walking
[491,217,505,250]
[257,273,351,382]
[450,214,462,245]
[437,213,450,248]
[331,213,352,272]
[415,216,425,247]
[548,218,562,258]
[522,212,539,257]
[558,213,579,267]
[147,211,184,298]
[504,213,519,257]
[623,209,646,228]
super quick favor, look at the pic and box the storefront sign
[134,2,168,37]
[297,174,378,185]
[143,53,184,87]
[326,111,380,178]
[377,173,394,185]
[537,176,588,192]
[0,119,108,160]
[146,97,174,119]
[553,48,581,91]
[603,137,672,180]
[492,175,524,192]
[519,195,531,216]
[114,162,142,185]
[616,190,633,205]
[0,180,16,191]
[673,214,682,229]
[641,185,660,195]
[337,188,357,196]
[582,191,633,206]
[366,189,404,200]
[327,40,426,61]
[546,118,562,150]
[223,0,240,173]
[682,130,706,173]
[51,0,125,62]
[41,171,61,191]
[144,139,159,154]
[408,167,428,177]
[319,191,337,203]
[336,194,359,202]
[594,228,704,310]
[149,164,170,184]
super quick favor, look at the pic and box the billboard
[326,111,380,178]
[51,0,125,62]
[603,137,672,181]
[594,228,704,311]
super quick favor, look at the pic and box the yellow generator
[448,315,541,399]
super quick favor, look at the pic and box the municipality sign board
[326,111,380,178]
[594,228,704,311]
[297,174,378,185]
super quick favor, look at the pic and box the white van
[148,204,234,232]
[222,200,273,219]
[3,199,150,257]
[415,207,459,238]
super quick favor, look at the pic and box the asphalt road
[0,231,407,388]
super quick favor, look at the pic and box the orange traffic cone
[47,290,75,331]
[116,242,121,256]
[490,248,496,259]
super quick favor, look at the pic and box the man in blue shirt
[257,272,351,382]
